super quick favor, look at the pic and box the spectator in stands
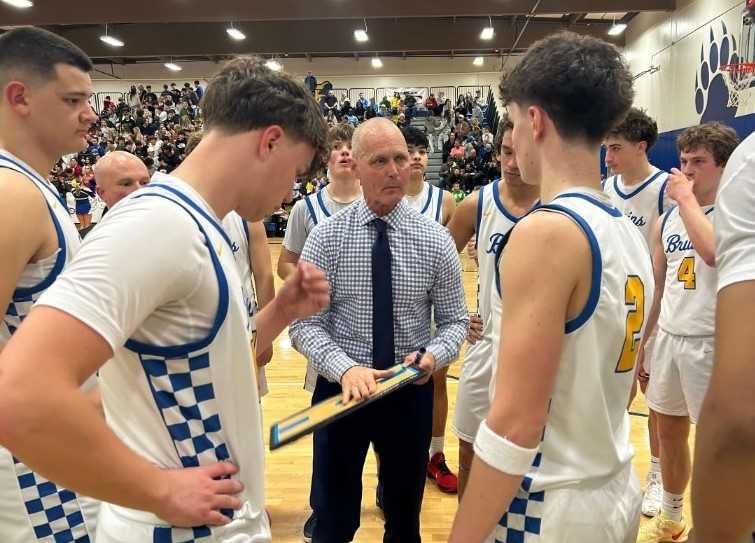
[357,93,369,111]
[447,166,463,191]
[366,99,377,120]
[115,97,129,119]
[194,80,204,100]
[160,84,172,99]
[397,113,409,129]
[304,71,317,95]
[169,82,181,103]
[102,96,115,115]
[451,181,465,203]
[390,92,401,114]
[425,93,439,115]
[378,104,391,118]
[380,95,391,110]
[461,162,483,192]
[144,85,157,105]
[404,92,417,121]
[449,139,465,161]
[322,90,338,117]
[442,132,457,162]
[127,85,140,108]
[182,82,199,105]
[481,126,494,146]
[471,102,483,124]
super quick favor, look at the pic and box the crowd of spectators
[47,72,500,235]
[47,80,206,229]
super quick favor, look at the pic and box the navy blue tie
[372,218,395,370]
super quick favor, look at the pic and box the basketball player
[222,216,276,394]
[638,122,739,543]
[603,108,671,517]
[0,27,100,543]
[0,57,329,542]
[446,116,539,499]
[401,125,459,493]
[94,150,150,209]
[450,31,651,543]
[692,132,755,542]
[185,131,276,390]
[278,123,362,285]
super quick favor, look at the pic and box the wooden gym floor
[261,240,695,542]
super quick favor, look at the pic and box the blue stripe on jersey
[530,204,602,333]
[657,178,669,216]
[241,215,249,244]
[316,190,332,218]
[304,194,318,226]
[0,156,67,209]
[554,192,623,217]
[11,200,67,298]
[420,184,434,215]
[660,205,677,237]
[434,187,443,223]
[147,183,234,252]
[491,179,524,223]
[612,170,666,199]
[125,193,229,359]
[474,186,485,250]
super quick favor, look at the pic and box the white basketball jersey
[0,150,99,543]
[96,182,269,541]
[222,212,257,332]
[490,189,653,518]
[475,180,535,337]
[303,189,336,226]
[604,168,669,245]
[404,181,444,223]
[658,206,716,336]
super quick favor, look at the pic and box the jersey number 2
[616,275,645,373]
[677,256,696,290]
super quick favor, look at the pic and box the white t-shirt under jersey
[716,132,755,291]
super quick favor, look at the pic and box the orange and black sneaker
[426,452,458,494]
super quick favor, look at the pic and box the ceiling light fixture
[608,21,627,36]
[266,58,282,71]
[99,24,124,47]
[1,0,34,8]
[473,56,484,66]
[480,16,494,40]
[164,62,182,72]
[371,56,383,68]
[354,18,369,42]
[226,23,246,41]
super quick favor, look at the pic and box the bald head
[351,118,410,216]
[352,118,404,160]
[94,151,150,208]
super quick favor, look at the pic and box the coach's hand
[278,261,330,321]
[466,314,483,344]
[341,366,394,403]
[405,350,436,385]
[156,461,243,528]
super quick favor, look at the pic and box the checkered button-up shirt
[289,198,468,383]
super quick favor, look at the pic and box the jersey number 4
[677,256,696,290]
[616,275,645,373]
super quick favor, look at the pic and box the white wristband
[473,419,539,476]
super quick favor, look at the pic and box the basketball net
[720,63,755,108]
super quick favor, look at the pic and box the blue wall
[648,113,755,171]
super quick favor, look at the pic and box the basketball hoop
[720,62,755,108]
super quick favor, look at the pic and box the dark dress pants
[310,375,433,543]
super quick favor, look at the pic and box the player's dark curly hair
[607,108,659,150]
[499,31,634,145]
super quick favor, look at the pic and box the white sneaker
[642,474,663,517]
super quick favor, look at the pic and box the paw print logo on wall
[695,21,743,122]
